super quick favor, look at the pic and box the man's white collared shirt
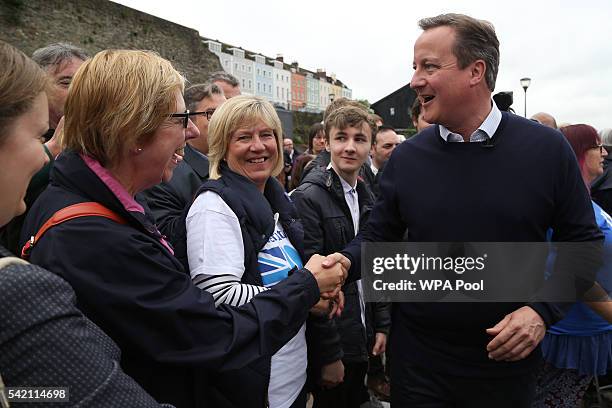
[439,101,502,143]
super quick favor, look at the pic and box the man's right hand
[318,252,351,298]
[319,359,344,389]
[486,306,545,362]
[305,254,347,297]
[322,252,351,271]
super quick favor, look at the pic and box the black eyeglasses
[170,109,216,128]
[190,109,216,121]
[591,143,605,154]
[169,110,191,129]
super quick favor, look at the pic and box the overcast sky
[114,0,611,130]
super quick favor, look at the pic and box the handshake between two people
[304,253,352,319]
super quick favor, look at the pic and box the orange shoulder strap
[21,202,127,260]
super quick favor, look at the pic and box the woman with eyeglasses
[141,82,226,264]
[20,50,345,408]
[533,124,612,407]
[0,41,173,407]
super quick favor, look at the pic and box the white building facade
[271,58,291,109]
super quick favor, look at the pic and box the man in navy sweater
[323,13,603,407]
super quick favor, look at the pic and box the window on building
[390,107,395,116]
[242,79,245,87]
[257,83,260,92]
[248,80,252,88]
[234,63,237,70]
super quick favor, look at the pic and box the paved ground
[360,394,390,408]
[306,391,390,408]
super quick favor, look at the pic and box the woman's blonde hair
[63,50,184,166]
[0,41,49,144]
[208,95,284,180]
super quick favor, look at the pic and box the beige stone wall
[0,0,221,84]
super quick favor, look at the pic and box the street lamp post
[520,77,531,117]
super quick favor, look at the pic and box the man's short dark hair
[373,125,396,145]
[418,13,499,92]
[208,71,240,87]
[184,82,223,111]
[31,42,88,70]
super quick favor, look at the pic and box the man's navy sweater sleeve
[342,153,407,282]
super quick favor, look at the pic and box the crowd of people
[0,11,611,408]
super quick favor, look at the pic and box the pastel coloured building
[290,62,306,111]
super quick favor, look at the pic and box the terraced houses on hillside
[202,37,352,113]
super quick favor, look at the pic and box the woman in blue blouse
[534,124,612,407]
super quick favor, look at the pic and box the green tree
[356,99,374,113]
[292,111,323,147]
